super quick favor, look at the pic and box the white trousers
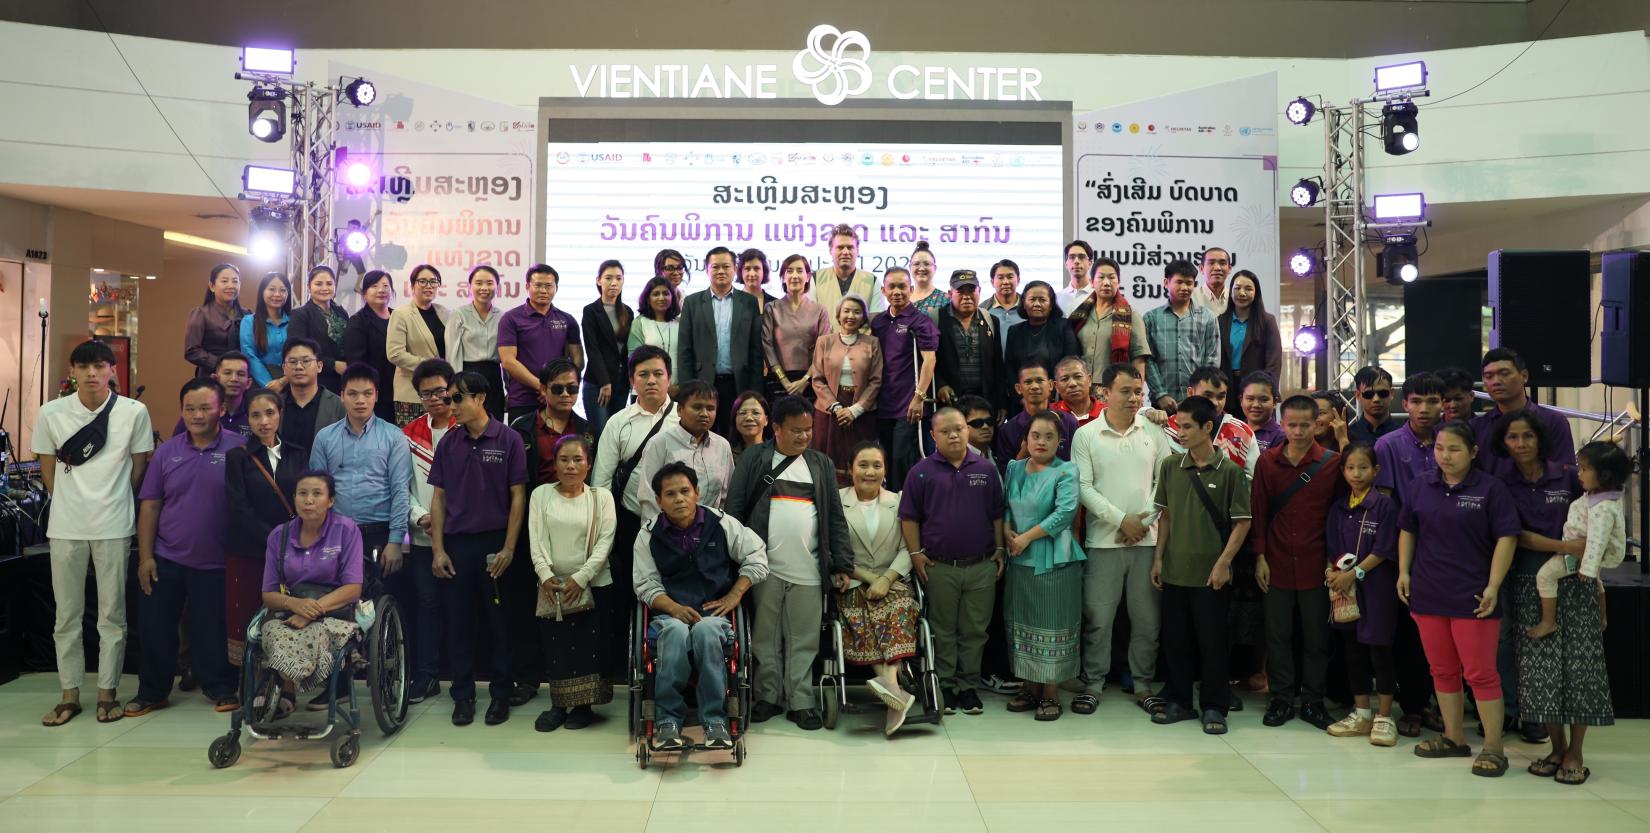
[50,538,130,691]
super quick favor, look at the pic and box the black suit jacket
[580,299,634,392]
[678,288,764,392]
[289,301,349,392]
[224,442,308,557]
[1218,309,1284,404]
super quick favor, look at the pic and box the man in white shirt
[1069,362,1170,715]
[1056,240,1095,313]
[33,340,154,725]
[1191,246,1232,317]
[634,380,734,520]
[403,358,457,704]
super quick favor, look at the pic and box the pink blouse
[763,294,832,373]
[810,333,883,414]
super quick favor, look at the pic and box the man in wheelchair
[633,461,768,751]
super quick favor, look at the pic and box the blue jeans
[582,380,628,438]
[651,614,733,727]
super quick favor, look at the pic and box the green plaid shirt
[1143,304,1221,401]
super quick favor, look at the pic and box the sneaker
[942,694,958,716]
[788,709,824,731]
[866,679,906,711]
[979,674,1023,695]
[1262,699,1296,727]
[885,692,915,737]
[703,722,734,750]
[653,721,685,751]
[1370,716,1399,747]
[750,700,784,724]
[1327,713,1374,737]
[406,678,440,705]
[1299,702,1335,731]
[958,690,985,715]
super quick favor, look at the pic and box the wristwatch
[1353,566,1367,582]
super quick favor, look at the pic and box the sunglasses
[546,383,577,396]
[967,418,994,430]
[1360,389,1393,400]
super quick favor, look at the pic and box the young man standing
[1239,371,1285,451]
[1145,260,1220,413]
[993,362,1081,474]
[1347,365,1400,447]
[956,394,999,471]
[1437,366,1477,424]
[726,396,853,730]
[404,358,457,704]
[1472,347,1576,476]
[1150,395,1252,734]
[498,263,584,424]
[679,247,764,437]
[1374,372,1445,505]
[1163,367,1261,481]
[34,340,154,725]
[899,407,1007,716]
[1057,240,1095,312]
[870,267,940,488]
[1192,246,1232,317]
[1052,356,1105,428]
[428,371,528,726]
[1251,395,1344,731]
[278,338,344,451]
[126,378,246,717]
[635,380,735,520]
[173,351,257,439]
[1069,363,1170,715]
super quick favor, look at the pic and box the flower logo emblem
[793,24,873,106]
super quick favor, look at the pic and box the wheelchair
[207,562,410,770]
[817,578,944,731]
[628,601,752,768]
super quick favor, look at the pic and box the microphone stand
[37,307,48,412]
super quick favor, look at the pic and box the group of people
[29,225,1632,783]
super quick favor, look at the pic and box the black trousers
[501,535,544,687]
[1263,586,1330,703]
[334,524,419,694]
[1393,608,1435,715]
[465,360,506,420]
[1343,630,1397,697]
[407,544,445,685]
[982,571,1016,681]
[440,530,513,702]
[1159,583,1231,715]
[604,506,642,681]
[712,373,738,439]
[138,557,233,703]
[878,417,922,491]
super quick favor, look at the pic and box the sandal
[1413,736,1472,758]
[1071,694,1098,715]
[1472,749,1509,778]
[123,699,167,718]
[96,700,122,723]
[1201,709,1228,735]
[1555,765,1591,786]
[1396,713,1424,738]
[1152,702,1196,725]
[1137,695,1168,716]
[42,702,82,727]
[1527,754,1563,778]
[1034,700,1062,722]
[1006,692,1038,713]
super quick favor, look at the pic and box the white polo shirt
[1071,409,1170,550]
[31,391,155,540]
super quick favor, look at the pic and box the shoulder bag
[611,403,674,503]
[536,489,600,621]
[56,391,120,469]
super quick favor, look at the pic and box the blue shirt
[1228,318,1248,370]
[710,288,736,374]
[309,416,412,540]
[239,315,290,385]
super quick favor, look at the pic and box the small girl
[1527,441,1631,639]
[1324,444,1403,746]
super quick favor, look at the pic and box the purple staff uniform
[1251,420,1285,452]
[497,304,581,410]
[427,419,530,534]
[1373,424,1435,506]
[138,429,247,569]
[1326,490,1401,645]
[262,513,366,592]
[870,305,940,420]
[1498,461,1580,541]
[897,449,1004,560]
[1398,468,1523,620]
[1469,403,1576,478]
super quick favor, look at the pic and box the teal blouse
[1004,457,1086,575]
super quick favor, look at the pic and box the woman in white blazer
[385,264,451,425]
[837,442,921,736]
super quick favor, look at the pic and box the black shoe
[307,692,332,712]
[958,690,985,715]
[485,699,510,725]
[1228,691,1244,712]
[942,694,958,716]
[788,708,824,730]
[1520,720,1550,744]
[508,683,538,708]
[535,707,567,732]
[1262,699,1296,727]
[1299,702,1335,731]
[452,698,476,726]
[407,678,440,705]
[750,700,784,724]
[178,669,198,693]
[564,705,596,730]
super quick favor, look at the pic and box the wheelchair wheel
[636,739,651,770]
[820,679,840,730]
[330,732,361,768]
[368,596,409,736]
[734,736,746,767]
[207,734,241,769]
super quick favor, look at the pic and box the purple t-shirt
[1470,402,1576,478]
[1398,468,1523,619]
[261,512,365,593]
[992,409,1081,473]
[870,305,940,419]
[497,303,582,409]
[1251,421,1285,452]
[898,449,1004,560]
[1499,461,1580,540]
[1373,423,1435,506]
[427,418,529,535]
[1325,490,1401,645]
[138,429,246,570]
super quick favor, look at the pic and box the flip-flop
[123,699,168,718]
[95,700,123,723]
[1555,765,1591,786]
[1071,693,1099,715]
[42,702,82,727]
[1137,695,1168,716]
[1201,709,1228,735]
[1527,755,1563,778]
[1034,700,1063,722]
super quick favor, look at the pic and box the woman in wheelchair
[837,443,922,736]
[634,461,769,752]
[256,471,365,720]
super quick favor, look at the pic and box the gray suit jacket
[840,487,912,587]
[678,287,764,393]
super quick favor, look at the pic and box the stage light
[1288,249,1318,277]
[248,87,286,143]
[343,161,373,188]
[241,165,297,198]
[337,225,371,256]
[1371,192,1426,223]
[1290,178,1321,208]
[241,47,295,75]
[1293,326,1325,356]
[1285,97,1315,126]
[1381,234,1420,285]
[248,206,289,264]
[1374,61,1427,94]
[343,77,377,107]
[1381,100,1420,155]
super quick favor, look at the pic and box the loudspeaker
[1405,278,1483,375]
[1601,251,1648,388]
[1489,249,1592,387]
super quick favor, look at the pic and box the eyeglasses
[967,418,994,430]
[546,383,577,396]
[1360,389,1393,400]
[662,265,685,273]
[283,357,316,368]
[417,387,449,401]
[415,279,442,287]
[529,282,557,291]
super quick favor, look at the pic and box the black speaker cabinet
[1489,250,1592,387]
[1405,278,1483,376]
[1601,251,1647,388]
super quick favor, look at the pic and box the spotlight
[343,161,373,188]
[1290,178,1321,208]
[248,87,286,143]
[1288,248,1319,277]
[1293,326,1325,356]
[241,165,297,198]
[1374,61,1427,94]
[1285,97,1316,126]
[1371,192,1426,223]
[1380,234,1420,285]
[343,77,377,107]
[337,225,371,256]
[1381,100,1420,155]
[248,206,289,264]
[241,47,295,76]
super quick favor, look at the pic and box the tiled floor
[3,672,1648,832]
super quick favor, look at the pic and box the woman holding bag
[527,435,616,732]
[223,390,306,666]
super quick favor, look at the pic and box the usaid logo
[793,24,873,106]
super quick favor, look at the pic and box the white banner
[331,62,537,310]
[1073,74,1279,315]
